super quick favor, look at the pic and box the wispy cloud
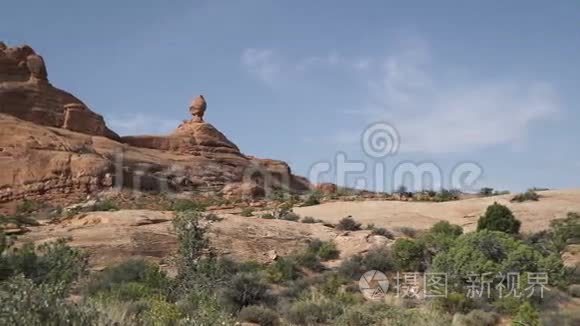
[241,48,281,83]
[107,114,181,136]
[360,41,560,153]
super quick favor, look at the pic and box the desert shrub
[336,216,361,231]
[238,305,279,326]
[0,276,104,325]
[240,207,254,217]
[15,199,44,214]
[84,259,168,297]
[512,301,540,326]
[143,298,182,325]
[285,299,343,325]
[396,226,418,238]
[171,198,206,212]
[267,257,300,283]
[451,309,499,326]
[219,272,271,312]
[279,211,301,222]
[550,212,580,251]
[91,199,119,212]
[421,221,463,258]
[338,246,394,279]
[392,238,427,272]
[177,290,235,324]
[0,214,40,227]
[541,310,580,326]
[302,191,322,207]
[435,189,460,202]
[370,227,395,239]
[261,213,275,219]
[511,190,540,203]
[569,284,580,298]
[295,251,324,272]
[477,202,521,234]
[203,212,223,222]
[479,187,494,197]
[307,239,340,261]
[2,238,87,288]
[433,230,561,290]
[302,216,321,224]
[433,292,474,315]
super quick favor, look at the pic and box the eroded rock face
[0,44,311,208]
[0,42,119,140]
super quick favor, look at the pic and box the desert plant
[569,284,580,298]
[477,202,521,234]
[511,189,540,203]
[171,199,207,212]
[279,211,300,222]
[550,212,580,251]
[392,238,426,272]
[338,246,394,279]
[452,309,499,326]
[261,213,275,219]
[240,207,254,217]
[91,199,119,212]
[479,187,494,197]
[371,227,395,239]
[512,301,540,326]
[301,216,320,224]
[396,226,418,238]
[336,216,361,231]
[219,272,271,312]
[84,259,169,297]
[238,305,280,326]
[267,257,300,283]
[302,191,322,207]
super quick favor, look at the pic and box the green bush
[396,226,418,238]
[336,216,361,231]
[84,259,169,297]
[338,247,394,279]
[267,257,300,283]
[2,238,87,288]
[512,301,540,326]
[301,216,321,223]
[219,272,271,312]
[171,199,207,212]
[451,309,499,326]
[479,187,494,197]
[240,207,254,217]
[261,213,275,219]
[422,221,463,257]
[433,230,562,289]
[279,211,300,222]
[370,227,395,239]
[238,305,280,326]
[550,212,580,251]
[392,238,426,272]
[306,239,340,261]
[477,202,521,234]
[91,199,119,212]
[295,251,324,272]
[286,299,343,325]
[511,190,540,203]
[0,276,104,325]
[302,191,322,207]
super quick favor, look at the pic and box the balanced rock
[189,95,206,122]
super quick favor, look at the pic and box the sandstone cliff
[0,43,310,207]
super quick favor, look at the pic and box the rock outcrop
[0,42,119,140]
[0,44,310,208]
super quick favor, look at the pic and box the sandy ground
[295,189,580,233]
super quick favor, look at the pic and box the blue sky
[2,1,579,192]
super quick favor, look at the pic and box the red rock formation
[0,42,119,140]
[0,48,310,206]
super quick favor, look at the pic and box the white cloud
[241,48,281,83]
[107,114,181,136]
[358,42,560,153]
